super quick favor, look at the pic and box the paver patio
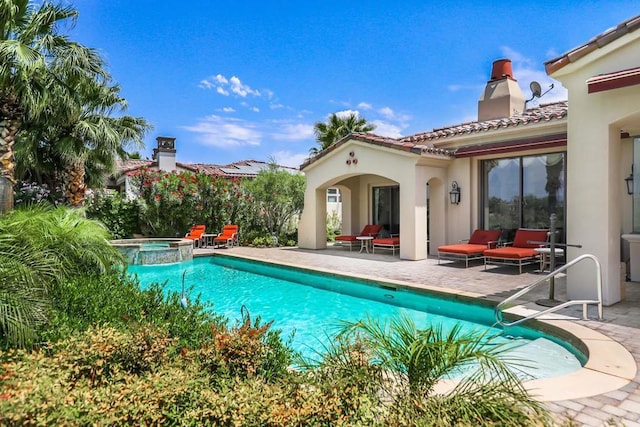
[196,245,640,426]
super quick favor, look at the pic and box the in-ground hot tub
[111,238,193,265]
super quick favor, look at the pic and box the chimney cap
[489,58,516,82]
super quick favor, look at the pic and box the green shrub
[326,211,342,241]
[0,205,123,349]
[194,307,294,382]
[40,268,222,349]
[85,190,141,238]
[0,327,377,426]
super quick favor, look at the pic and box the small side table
[356,236,373,254]
[200,233,217,248]
[534,247,565,272]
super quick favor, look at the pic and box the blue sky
[70,1,637,168]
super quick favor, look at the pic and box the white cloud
[229,76,260,97]
[334,109,360,119]
[182,115,262,148]
[221,107,235,113]
[371,120,403,138]
[500,46,568,104]
[199,74,263,98]
[270,103,285,110]
[270,150,308,168]
[263,89,275,100]
[250,107,260,112]
[271,122,314,141]
[357,102,372,110]
[378,106,395,120]
[198,80,213,89]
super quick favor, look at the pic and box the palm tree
[302,314,551,426]
[0,204,123,348]
[0,0,108,211]
[310,111,375,155]
[17,72,150,206]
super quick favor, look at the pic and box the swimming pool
[127,255,584,380]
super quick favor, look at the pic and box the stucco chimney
[153,136,177,172]
[478,59,525,121]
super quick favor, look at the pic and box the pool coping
[197,251,637,402]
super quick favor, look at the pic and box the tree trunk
[64,159,87,207]
[1,92,23,213]
[0,120,18,214]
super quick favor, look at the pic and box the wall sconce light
[625,165,634,195]
[449,181,461,204]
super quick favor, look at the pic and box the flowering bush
[13,181,63,206]
[127,168,252,237]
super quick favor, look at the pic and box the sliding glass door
[482,153,566,242]
[372,186,399,235]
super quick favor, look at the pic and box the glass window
[326,188,341,203]
[372,186,399,235]
[482,153,566,242]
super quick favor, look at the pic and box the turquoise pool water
[127,255,584,380]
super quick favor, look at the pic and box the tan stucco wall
[299,140,452,260]
[551,30,640,305]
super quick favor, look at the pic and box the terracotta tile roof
[301,101,568,170]
[115,158,297,179]
[300,132,456,170]
[401,101,568,143]
[115,158,154,174]
[545,14,640,74]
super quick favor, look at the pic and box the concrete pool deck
[194,245,640,426]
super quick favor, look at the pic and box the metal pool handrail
[495,254,603,327]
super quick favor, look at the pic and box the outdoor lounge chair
[372,235,400,255]
[334,224,383,251]
[437,229,502,268]
[213,224,239,248]
[483,228,549,274]
[185,224,206,247]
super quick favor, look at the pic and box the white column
[399,168,428,260]
[567,121,621,305]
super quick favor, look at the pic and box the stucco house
[298,14,640,307]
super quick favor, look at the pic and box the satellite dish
[530,81,542,98]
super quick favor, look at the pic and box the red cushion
[512,229,548,248]
[438,244,487,255]
[484,247,538,259]
[214,225,238,242]
[361,224,383,237]
[335,235,358,242]
[373,237,400,245]
[336,224,383,241]
[468,229,502,245]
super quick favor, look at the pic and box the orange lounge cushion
[335,235,359,242]
[468,229,502,245]
[484,247,538,259]
[512,229,548,248]
[361,224,383,236]
[335,224,383,241]
[214,225,238,242]
[373,237,400,246]
[186,225,206,240]
[438,244,487,255]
